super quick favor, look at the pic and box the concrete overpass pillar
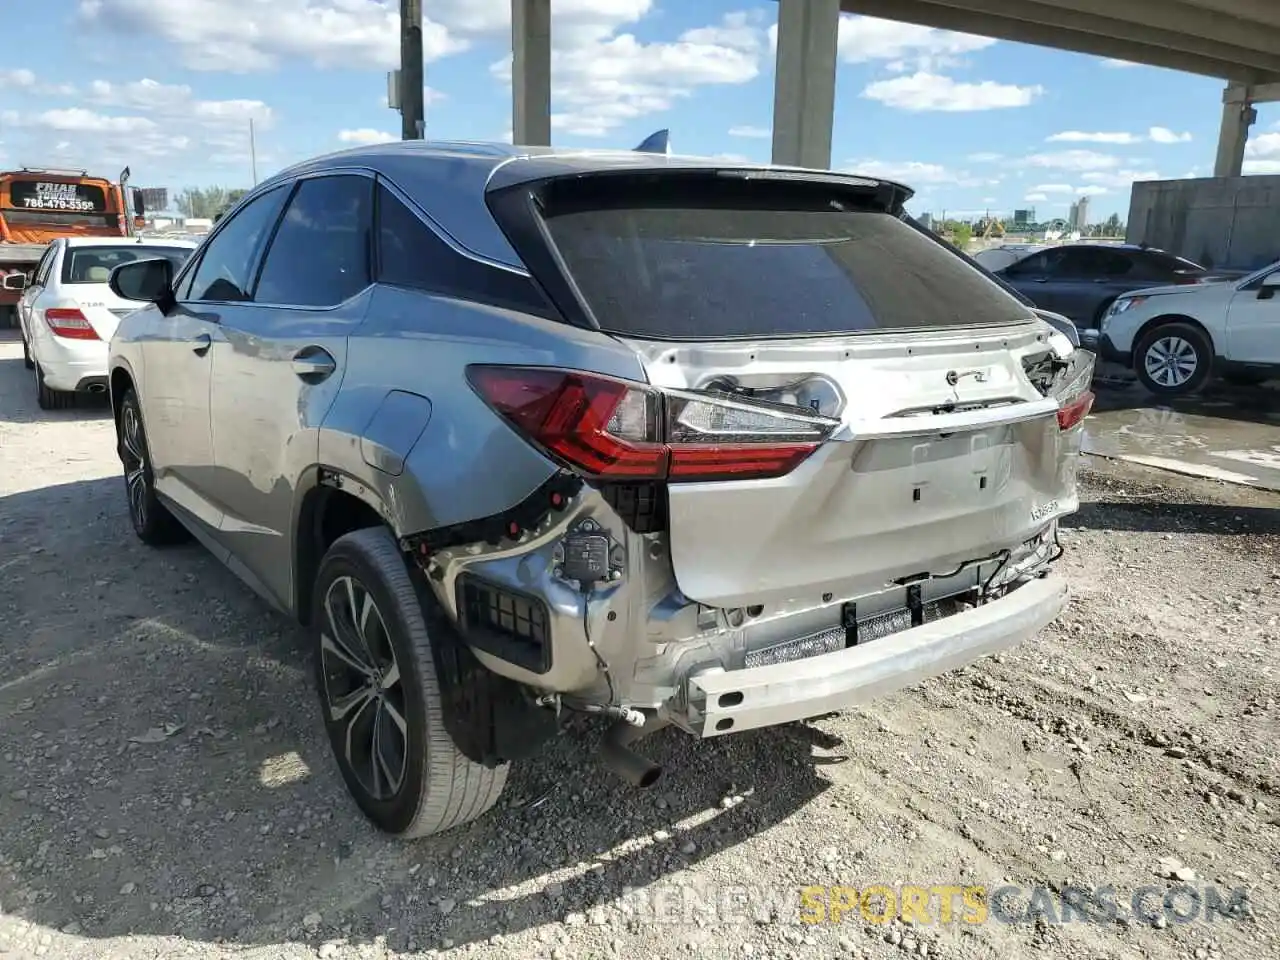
[771,0,840,169]
[511,0,551,146]
[1214,83,1257,177]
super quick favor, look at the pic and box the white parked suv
[1097,259,1280,396]
[5,237,196,410]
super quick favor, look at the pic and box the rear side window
[1139,250,1205,277]
[537,183,1032,339]
[256,175,373,307]
[61,245,192,285]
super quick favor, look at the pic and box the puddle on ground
[1083,387,1280,491]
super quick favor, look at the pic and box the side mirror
[133,191,145,218]
[110,257,174,307]
[2,273,27,291]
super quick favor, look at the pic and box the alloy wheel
[319,576,408,802]
[1143,336,1198,388]
[121,404,148,530]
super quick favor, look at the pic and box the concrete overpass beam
[771,0,840,168]
[1214,83,1258,177]
[511,0,551,146]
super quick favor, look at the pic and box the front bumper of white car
[679,573,1068,737]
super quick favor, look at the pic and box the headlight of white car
[1100,295,1147,333]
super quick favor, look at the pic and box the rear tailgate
[631,327,1082,607]
[490,166,1092,607]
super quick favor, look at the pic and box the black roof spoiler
[633,129,670,154]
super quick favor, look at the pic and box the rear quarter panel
[317,284,649,536]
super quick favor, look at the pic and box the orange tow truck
[0,166,146,327]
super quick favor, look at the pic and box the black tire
[117,388,189,545]
[1134,321,1213,397]
[34,363,74,411]
[312,527,508,838]
[21,336,33,370]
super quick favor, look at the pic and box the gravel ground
[1,333,1278,960]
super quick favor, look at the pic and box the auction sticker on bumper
[1030,499,1059,523]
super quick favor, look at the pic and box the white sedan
[5,237,197,410]
[1096,259,1280,396]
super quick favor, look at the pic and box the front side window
[255,175,372,307]
[186,185,288,302]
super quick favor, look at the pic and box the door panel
[1226,282,1280,364]
[144,181,292,542]
[143,307,223,536]
[207,173,375,611]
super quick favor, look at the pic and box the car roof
[62,236,198,249]
[256,140,911,270]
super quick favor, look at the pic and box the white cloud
[78,0,664,72]
[833,15,994,69]
[88,78,273,127]
[78,0,461,71]
[1149,126,1192,144]
[493,10,765,137]
[1024,192,1049,201]
[862,72,1042,112]
[966,152,1003,162]
[338,128,397,145]
[1023,150,1122,171]
[1075,185,1108,195]
[728,124,770,138]
[1047,131,1140,145]
[1246,132,1280,158]
[0,69,36,88]
[0,68,76,96]
[843,159,984,187]
[1081,168,1161,189]
[1101,58,1138,68]
[1244,133,1280,173]
[12,108,156,134]
[1030,183,1075,193]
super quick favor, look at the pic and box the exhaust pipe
[600,712,664,789]
[85,383,107,394]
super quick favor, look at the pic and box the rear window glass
[8,180,107,213]
[540,198,1033,339]
[62,246,193,285]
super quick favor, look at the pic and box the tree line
[173,186,249,220]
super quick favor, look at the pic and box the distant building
[1013,208,1034,227]
[1069,196,1090,231]
[917,212,933,231]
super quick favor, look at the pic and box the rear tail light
[1050,349,1095,431]
[44,308,99,340]
[467,365,839,482]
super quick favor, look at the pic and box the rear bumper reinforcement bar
[682,573,1068,737]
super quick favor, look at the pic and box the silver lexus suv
[106,142,1094,838]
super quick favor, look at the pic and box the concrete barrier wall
[1127,176,1280,272]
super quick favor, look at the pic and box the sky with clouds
[3,0,1280,218]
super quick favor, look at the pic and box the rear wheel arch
[109,366,135,430]
[293,470,390,626]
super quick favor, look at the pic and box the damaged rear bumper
[680,573,1068,737]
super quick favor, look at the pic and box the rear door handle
[292,347,336,380]
[191,333,212,356]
